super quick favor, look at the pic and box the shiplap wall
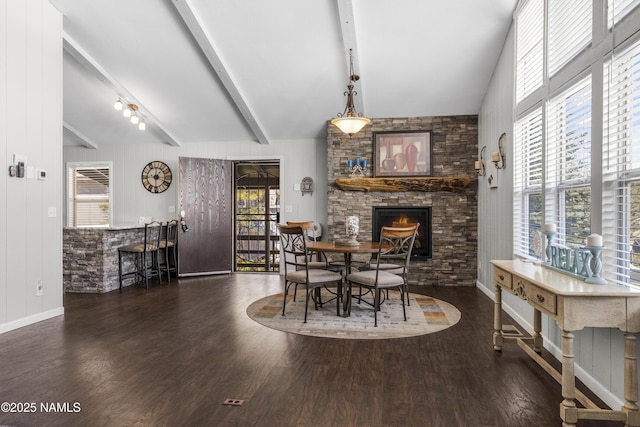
[476,14,635,409]
[63,138,328,231]
[0,0,63,333]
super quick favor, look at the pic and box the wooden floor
[0,274,622,427]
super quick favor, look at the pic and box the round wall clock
[141,161,172,193]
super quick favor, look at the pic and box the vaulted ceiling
[50,0,517,148]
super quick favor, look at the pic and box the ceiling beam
[336,0,366,116]
[171,0,270,145]
[63,121,99,149]
[63,35,182,147]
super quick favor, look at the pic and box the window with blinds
[516,0,544,103]
[545,76,592,248]
[548,0,591,76]
[67,164,111,228]
[602,38,640,285]
[514,107,543,258]
[608,0,640,28]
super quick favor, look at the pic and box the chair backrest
[145,221,163,250]
[277,224,309,274]
[165,219,179,246]
[286,221,325,263]
[286,221,317,241]
[375,225,418,273]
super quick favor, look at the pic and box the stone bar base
[63,226,145,293]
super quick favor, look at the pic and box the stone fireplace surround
[326,116,478,286]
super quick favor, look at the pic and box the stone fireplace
[326,115,478,286]
[372,206,432,260]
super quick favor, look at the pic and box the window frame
[66,161,113,228]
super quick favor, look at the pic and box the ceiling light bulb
[138,121,146,131]
[113,100,123,110]
[123,108,132,118]
[130,115,139,125]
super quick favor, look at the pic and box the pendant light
[331,49,370,136]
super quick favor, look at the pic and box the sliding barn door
[177,157,233,276]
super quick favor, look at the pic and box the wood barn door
[177,157,233,276]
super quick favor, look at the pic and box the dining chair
[346,225,418,326]
[158,219,179,282]
[277,224,343,322]
[285,220,331,303]
[364,222,420,305]
[118,220,163,289]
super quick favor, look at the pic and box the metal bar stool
[159,219,178,282]
[118,221,162,289]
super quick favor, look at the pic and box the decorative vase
[394,153,406,170]
[405,143,418,172]
[382,142,396,170]
[346,216,359,244]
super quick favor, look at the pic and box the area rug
[246,290,461,339]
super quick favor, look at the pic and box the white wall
[477,11,639,409]
[0,0,64,333]
[63,138,329,231]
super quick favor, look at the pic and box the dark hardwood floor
[0,274,622,427]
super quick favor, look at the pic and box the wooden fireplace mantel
[334,176,472,193]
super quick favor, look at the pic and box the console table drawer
[494,267,512,289]
[525,282,557,314]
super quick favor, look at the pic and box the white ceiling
[50,0,517,148]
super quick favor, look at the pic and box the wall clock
[141,161,172,193]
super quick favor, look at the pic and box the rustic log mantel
[334,176,472,193]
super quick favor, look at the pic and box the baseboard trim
[0,307,65,334]
[475,280,625,411]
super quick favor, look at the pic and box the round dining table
[306,240,384,316]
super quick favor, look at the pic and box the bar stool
[159,219,178,282]
[118,221,162,289]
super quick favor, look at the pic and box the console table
[490,259,640,426]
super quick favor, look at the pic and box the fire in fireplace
[372,206,432,260]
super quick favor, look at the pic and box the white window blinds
[548,0,592,76]
[608,0,640,28]
[67,165,111,228]
[545,75,592,247]
[516,0,544,103]
[514,107,543,258]
[602,38,640,285]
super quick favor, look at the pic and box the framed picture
[373,131,432,177]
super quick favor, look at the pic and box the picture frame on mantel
[373,131,432,177]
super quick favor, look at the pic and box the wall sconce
[492,132,506,170]
[346,157,368,177]
[475,146,486,176]
[301,177,314,196]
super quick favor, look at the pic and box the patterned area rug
[246,290,461,339]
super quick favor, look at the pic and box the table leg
[343,253,352,317]
[493,285,503,351]
[624,333,640,426]
[560,329,578,427]
[336,277,342,317]
[533,308,543,353]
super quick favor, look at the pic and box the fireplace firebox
[372,206,432,260]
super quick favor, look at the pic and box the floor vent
[223,398,245,406]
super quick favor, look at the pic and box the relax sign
[545,244,592,279]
